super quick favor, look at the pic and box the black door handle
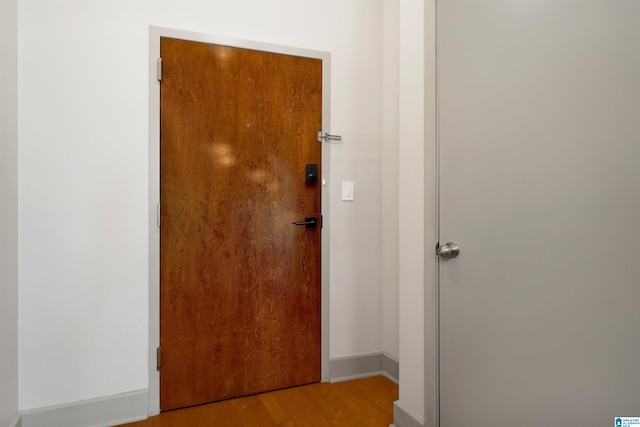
[292,217,317,229]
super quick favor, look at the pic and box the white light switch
[342,181,354,201]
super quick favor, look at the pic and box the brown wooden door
[159,37,322,411]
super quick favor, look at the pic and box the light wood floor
[117,376,397,427]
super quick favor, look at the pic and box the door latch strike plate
[156,346,162,370]
[318,131,342,143]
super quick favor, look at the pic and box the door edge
[426,1,439,427]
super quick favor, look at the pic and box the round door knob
[437,242,460,259]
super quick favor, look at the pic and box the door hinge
[318,131,342,143]
[321,214,323,229]
[156,346,162,370]
[157,57,162,82]
[157,203,160,228]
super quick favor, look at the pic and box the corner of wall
[397,0,427,421]
[9,414,22,427]
[381,0,400,362]
[329,352,399,384]
[0,0,20,424]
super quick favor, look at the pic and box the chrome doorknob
[437,242,460,259]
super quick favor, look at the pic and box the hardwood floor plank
[116,376,398,427]
[230,394,279,427]
[285,386,336,426]
[329,379,394,427]
[154,405,204,427]
[200,398,242,427]
[268,387,322,427]
[257,391,294,426]
[349,376,398,415]
[296,382,364,426]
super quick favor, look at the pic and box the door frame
[147,26,331,415]
[427,1,438,427]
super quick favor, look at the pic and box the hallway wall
[17,0,394,410]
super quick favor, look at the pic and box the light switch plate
[342,181,354,201]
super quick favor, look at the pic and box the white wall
[0,0,20,424]
[394,0,438,423]
[396,0,431,423]
[382,0,400,360]
[18,0,389,410]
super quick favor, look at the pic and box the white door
[438,2,640,426]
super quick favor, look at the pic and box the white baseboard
[20,390,148,427]
[382,352,399,383]
[16,353,400,427]
[329,351,399,383]
[9,413,21,427]
[389,401,424,427]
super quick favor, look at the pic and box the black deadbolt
[306,164,318,184]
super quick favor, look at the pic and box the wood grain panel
[160,37,322,410]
